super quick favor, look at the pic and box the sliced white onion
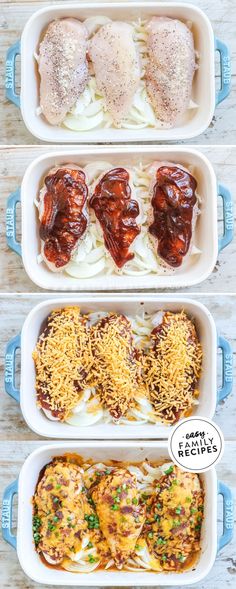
[83,161,111,184]
[127,465,144,480]
[65,257,105,278]
[72,87,92,115]
[43,552,62,565]
[84,16,111,37]
[63,110,104,131]
[42,407,60,421]
[63,559,100,573]
[65,408,103,427]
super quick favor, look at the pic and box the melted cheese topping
[145,465,203,570]
[32,458,204,574]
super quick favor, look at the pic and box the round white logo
[168,417,224,472]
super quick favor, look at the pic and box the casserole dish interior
[20,296,217,438]
[16,442,217,585]
[20,2,215,142]
[21,147,218,290]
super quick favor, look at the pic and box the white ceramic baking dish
[1,442,234,585]
[5,2,231,142]
[4,295,233,439]
[5,146,234,291]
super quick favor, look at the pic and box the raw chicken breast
[89,22,140,125]
[38,18,88,125]
[145,17,196,126]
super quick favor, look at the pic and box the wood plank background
[0,0,236,144]
[0,145,235,293]
[0,440,235,589]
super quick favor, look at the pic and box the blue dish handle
[2,480,18,549]
[5,334,21,403]
[217,335,233,403]
[6,188,22,257]
[215,38,231,105]
[5,40,21,107]
[218,184,234,252]
[218,481,234,551]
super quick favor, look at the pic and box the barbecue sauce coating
[149,166,197,267]
[90,168,140,268]
[39,168,88,268]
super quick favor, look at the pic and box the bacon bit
[45,484,53,491]
[120,506,133,514]
[90,167,140,268]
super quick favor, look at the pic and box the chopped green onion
[164,466,173,475]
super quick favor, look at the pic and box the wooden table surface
[0,0,236,145]
[0,439,235,589]
[0,145,236,293]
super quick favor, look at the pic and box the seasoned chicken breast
[38,18,88,125]
[145,17,196,126]
[144,464,203,571]
[91,468,146,567]
[89,22,140,125]
[90,313,138,420]
[33,461,89,563]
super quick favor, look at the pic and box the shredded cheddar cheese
[90,314,140,420]
[32,307,94,419]
[32,307,202,425]
[144,311,202,424]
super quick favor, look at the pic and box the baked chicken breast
[91,468,146,567]
[145,17,196,126]
[38,18,88,125]
[33,461,89,563]
[144,464,203,570]
[89,21,140,125]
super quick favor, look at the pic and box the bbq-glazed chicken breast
[91,468,146,568]
[38,18,88,126]
[145,17,196,126]
[144,464,204,571]
[89,22,140,125]
[148,162,198,268]
[90,313,138,420]
[90,167,140,268]
[38,166,88,271]
[32,307,93,421]
[33,461,91,564]
[145,311,202,424]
